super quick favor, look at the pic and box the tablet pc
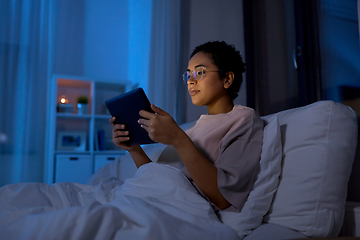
[105,88,155,146]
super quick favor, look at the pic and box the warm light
[60,95,68,104]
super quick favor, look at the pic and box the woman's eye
[196,70,203,76]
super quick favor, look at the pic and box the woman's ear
[223,72,235,89]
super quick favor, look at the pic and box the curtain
[0,0,50,187]
[147,0,184,121]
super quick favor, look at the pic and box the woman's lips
[189,89,200,96]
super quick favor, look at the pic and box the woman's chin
[191,98,204,106]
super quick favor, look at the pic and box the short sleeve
[215,113,263,212]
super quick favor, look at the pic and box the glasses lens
[182,72,190,84]
[182,67,205,84]
[194,67,204,80]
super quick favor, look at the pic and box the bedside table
[340,201,360,237]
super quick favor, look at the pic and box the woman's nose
[187,76,196,85]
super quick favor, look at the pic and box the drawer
[94,153,137,181]
[55,154,92,184]
[94,155,119,172]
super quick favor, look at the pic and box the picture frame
[57,131,87,151]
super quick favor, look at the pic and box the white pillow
[219,116,282,239]
[262,101,358,237]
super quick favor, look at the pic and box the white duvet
[0,163,240,240]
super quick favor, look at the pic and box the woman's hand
[138,104,186,146]
[110,117,152,168]
[110,117,141,152]
[139,104,230,209]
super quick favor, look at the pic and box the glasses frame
[182,66,221,84]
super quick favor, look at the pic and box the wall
[83,0,129,81]
[52,0,246,122]
[53,0,153,87]
[184,0,247,122]
[128,0,152,91]
[52,0,86,76]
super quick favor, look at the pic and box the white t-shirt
[158,105,263,212]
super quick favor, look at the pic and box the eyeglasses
[182,66,221,84]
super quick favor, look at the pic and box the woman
[0,41,262,240]
[110,41,263,212]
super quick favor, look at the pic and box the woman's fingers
[137,118,150,128]
[150,104,168,116]
[113,130,129,137]
[139,110,154,120]
[139,123,150,132]
[110,119,130,144]
[113,136,129,143]
[112,123,125,131]
[112,129,130,146]
[109,116,116,125]
[113,125,129,139]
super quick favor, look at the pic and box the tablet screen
[105,88,155,146]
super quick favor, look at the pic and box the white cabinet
[45,75,132,184]
[55,155,92,184]
[94,154,121,173]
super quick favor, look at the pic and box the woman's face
[186,52,229,108]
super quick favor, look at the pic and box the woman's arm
[128,146,152,168]
[172,132,231,210]
[110,117,152,168]
[139,104,230,210]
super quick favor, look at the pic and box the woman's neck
[206,97,234,115]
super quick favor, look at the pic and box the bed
[0,100,358,239]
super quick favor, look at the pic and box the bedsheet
[0,163,240,240]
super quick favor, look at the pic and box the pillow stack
[262,100,357,237]
[219,117,282,239]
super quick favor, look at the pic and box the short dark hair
[190,41,245,100]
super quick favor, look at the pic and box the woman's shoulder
[228,105,263,137]
[218,105,263,147]
[196,105,261,128]
[231,105,261,122]
[233,104,253,113]
[186,105,261,134]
